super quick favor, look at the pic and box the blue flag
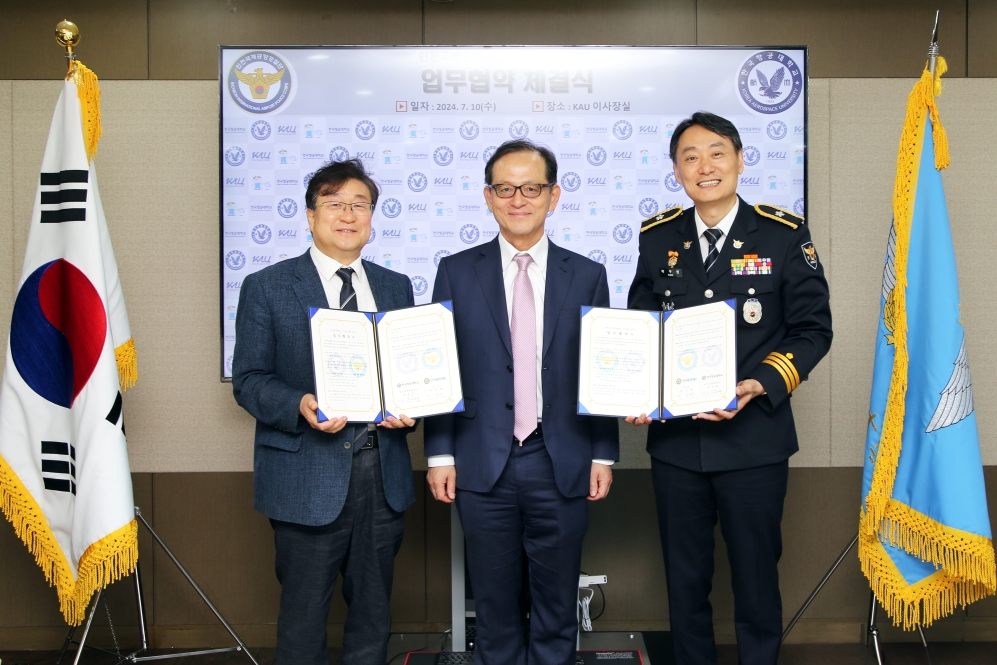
[860,58,995,629]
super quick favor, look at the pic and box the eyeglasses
[314,201,375,215]
[489,183,553,199]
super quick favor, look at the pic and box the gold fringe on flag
[0,453,138,625]
[859,56,996,629]
[115,338,138,390]
[70,61,101,162]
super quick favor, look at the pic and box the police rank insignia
[743,298,762,324]
[730,254,772,276]
[801,241,818,269]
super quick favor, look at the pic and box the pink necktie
[511,253,538,443]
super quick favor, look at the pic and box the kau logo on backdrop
[410,276,429,297]
[737,50,804,115]
[381,198,402,219]
[586,146,607,166]
[224,146,245,166]
[638,198,658,218]
[367,226,376,244]
[226,250,246,270]
[664,172,683,192]
[408,172,428,192]
[794,198,805,216]
[766,120,788,140]
[355,120,376,141]
[250,121,271,140]
[742,146,761,167]
[459,120,480,140]
[483,146,498,162]
[433,146,454,166]
[613,224,633,244]
[459,224,480,244]
[561,172,581,192]
[228,50,293,114]
[509,120,530,139]
[277,198,298,219]
[612,120,633,140]
[251,224,272,244]
[587,249,607,265]
[434,250,452,267]
[328,146,350,162]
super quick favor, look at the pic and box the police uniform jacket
[628,197,832,472]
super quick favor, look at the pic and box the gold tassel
[114,338,138,391]
[70,61,101,162]
[0,453,138,625]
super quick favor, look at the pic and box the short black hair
[484,139,557,185]
[669,112,743,163]
[304,158,379,209]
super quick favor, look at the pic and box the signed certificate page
[376,301,464,419]
[309,309,383,422]
[661,299,738,418]
[577,307,661,418]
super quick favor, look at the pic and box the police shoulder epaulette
[640,206,684,233]
[754,203,802,230]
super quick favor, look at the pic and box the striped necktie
[703,227,723,274]
[336,267,368,450]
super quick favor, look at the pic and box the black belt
[358,428,379,450]
[513,423,543,446]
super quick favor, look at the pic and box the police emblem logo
[509,120,530,139]
[743,298,762,324]
[683,241,692,249]
[228,51,293,114]
[586,146,607,166]
[736,50,804,115]
[732,239,744,249]
[801,242,819,269]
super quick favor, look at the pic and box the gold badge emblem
[732,239,744,249]
[683,241,692,249]
[667,250,679,269]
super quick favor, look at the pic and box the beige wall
[4,77,996,471]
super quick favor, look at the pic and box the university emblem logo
[638,198,659,217]
[612,120,633,140]
[459,120,480,140]
[355,120,376,141]
[561,171,581,192]
[587,146,607,166]
[737,50,804,115]
[742,145,761,167]
[224,146,245,166]
[381,198,402,219]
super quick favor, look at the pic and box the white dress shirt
[428,234,612,468]
[310,246,377,312]
[695,198,740,264]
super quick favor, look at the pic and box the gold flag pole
[55,20,80,81]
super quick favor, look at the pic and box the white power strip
[578,574,607,633]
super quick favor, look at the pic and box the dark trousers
[651,458,789,665]
[271,449,405,665]
[456,435,588,665]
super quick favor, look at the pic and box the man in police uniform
[627,112,832,665]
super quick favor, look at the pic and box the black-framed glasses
[489,183,553,199]
[314,201,375,215]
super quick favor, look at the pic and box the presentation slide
[220,46,807,378]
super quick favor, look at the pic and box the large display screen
[220,46,808,379]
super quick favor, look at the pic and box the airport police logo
[638,198,659,217]
[587,249,607,265]
[434,249,452,267]
[483,146,498,162]
[224,146,246,166]
[561,171,581,192]
[381,198,402,219]
[228,50,293,114]
[509,120,530,139]
[328,146,350,162]
[743,145,761,167]
[587,146,607,166]
[355,120,376,141]
[277,198,298,219]
[613,224,634,244]
[459,120,480,140]
[433,146,454,166]
[407,172,428,192]
[225,250,246,270]
[737,50,804,115]
[664,172,683,192]
[251,224,272,244]
[766,120,788,140]
[459,224,480,244]
[794,198,805,216]
[411,276,429,297]
[250,121,271,140]
[613,120,633,140]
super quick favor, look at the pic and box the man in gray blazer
[233,159,417,665]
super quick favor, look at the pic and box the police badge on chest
[743,298,762,324]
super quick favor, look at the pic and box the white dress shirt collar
[694,198,740,240]
[497,232,549,273]
[310,246,365,285]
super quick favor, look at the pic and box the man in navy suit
[425,140,620,665]
[233,159,417,665]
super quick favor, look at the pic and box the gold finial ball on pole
[55,20,80,52]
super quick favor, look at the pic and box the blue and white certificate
[661,300,738,418]
[309,309,383,423]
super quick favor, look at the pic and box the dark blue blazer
[232,251,417,526]
[424,237,619,498]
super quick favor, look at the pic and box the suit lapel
[362,260,393,311]
[292,251,330,314]
[473,238,513,357]
[676,211,708,287]
[707,198,758,286]
[542,242,574,360]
